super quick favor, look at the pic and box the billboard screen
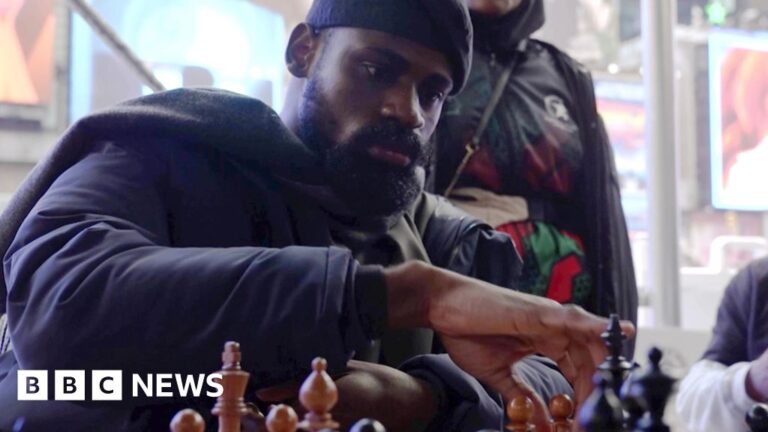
[710,31,768,210]
[69,0,285,122]
[595,77,647,232]
[0,0,56,106]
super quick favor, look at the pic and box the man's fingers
[568,342,599,406]
[555,351,578,385]
[540,339,597,407]
[535,304,607,341]
[503,373,551,431]
[620,320,637,340]
[580,329,609,369]
[575,318,635,368]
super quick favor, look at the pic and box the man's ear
[286,23,321,78]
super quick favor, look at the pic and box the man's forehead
[305,0,472,94]
[324,27,453,84]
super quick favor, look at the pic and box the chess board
[170,315,732,432]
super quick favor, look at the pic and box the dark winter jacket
[703,257,768,365]
[431,0,638,356]
[0,89,570,431]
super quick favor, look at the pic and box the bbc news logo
[18,370,223,401]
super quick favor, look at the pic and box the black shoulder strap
[442,68,511,197]
[442,41,528,197]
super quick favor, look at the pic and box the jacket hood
[68,88,325,184]
[0,88,324,313]
[471,0,545,55]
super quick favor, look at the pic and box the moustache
[346,122,427,165]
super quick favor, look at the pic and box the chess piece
[627,347,676,432]
[599,314,634,396]
[298,357,340,431]
[350,418,387,432]
[266,404,299,432]
[505,395,534,432]
[170,409,205,432]
[621,370,645,430]
[211,341,251,432]
[549,394,574,432]
[747,403,768,432]
[577,373,623,432]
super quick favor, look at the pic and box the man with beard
[0,0,631,431]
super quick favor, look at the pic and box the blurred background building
[2,0,768,421]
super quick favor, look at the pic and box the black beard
[298,79,428,218]
[324,124,427,218]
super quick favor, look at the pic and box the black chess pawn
[627,347,676,432]
[746,403,768,432]
[577,372,624,432]
[350,418,386,432]
[599,314,635,396]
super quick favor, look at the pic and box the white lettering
[17,370,48,401]
[175,374,205,397]
[156,374,173,397]
[132,374,153,397]
[54,370,85,401]
[92,371,122,401]
[206,373,223,397]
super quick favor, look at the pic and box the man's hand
[748,348,768,401]
[385,261,635,427]
[257,360,437,432]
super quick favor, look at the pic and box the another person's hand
[747,348,768,402]
[386,261,635,427]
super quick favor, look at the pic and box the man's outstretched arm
[304,262,630,432]
[385,261,633,423]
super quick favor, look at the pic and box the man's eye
[362,63,381,78]
[423,91,446,105]
[362,63,397,84]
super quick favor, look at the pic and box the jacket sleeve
[401,354,503,432]
[676,360,756,432]
[2,141,373,384]
[676,263,762,431]
[401,354,572,432]
[702,263,754,365]
[420,194,522,289]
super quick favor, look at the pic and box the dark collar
[471,0,545,56]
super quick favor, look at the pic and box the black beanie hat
[305,0,473,95]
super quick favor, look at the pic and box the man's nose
[380,86,425,130]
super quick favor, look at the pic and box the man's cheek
[335,118,370,147]
[423,120,439,140]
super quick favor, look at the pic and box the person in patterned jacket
[431,0,638,356]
